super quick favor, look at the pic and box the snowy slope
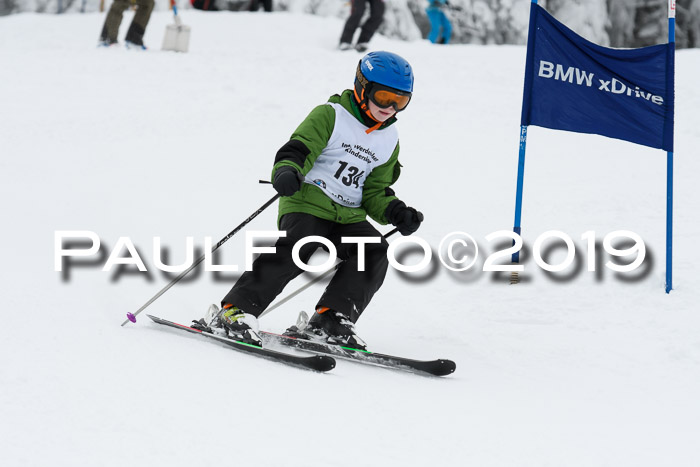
[1,10,699,467]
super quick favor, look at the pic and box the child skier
[211,51,423,350]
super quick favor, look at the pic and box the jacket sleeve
[271,104,336,178]
[361,141,402,224]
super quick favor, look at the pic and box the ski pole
[122,193,280,326]
[260,227,399,318]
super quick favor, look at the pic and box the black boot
[305,307,367,350]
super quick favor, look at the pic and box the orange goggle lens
[370,88,411,111]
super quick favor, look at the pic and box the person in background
[99,0,154,49]
[426,0,452,44]
[249,0,272,12]
[339,0,386,52]
[191,0,219,10]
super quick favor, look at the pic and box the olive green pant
[100,0,155,45]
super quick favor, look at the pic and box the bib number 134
[334,161,365,188]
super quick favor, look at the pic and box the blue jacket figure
[426,0,452,44]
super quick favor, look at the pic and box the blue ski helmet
[354,51,414,117]
[356,51,414,93]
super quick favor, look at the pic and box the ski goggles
[367,83,412,112]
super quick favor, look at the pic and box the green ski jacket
[272,90,402,226]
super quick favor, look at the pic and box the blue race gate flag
[521,3,674,151]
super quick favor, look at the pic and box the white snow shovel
[162,0,191,53]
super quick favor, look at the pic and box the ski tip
[312,355,336,372]
[433,359,456,376]
[126,312,136,323]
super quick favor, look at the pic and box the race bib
[304,103,398,207]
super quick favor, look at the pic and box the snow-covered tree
[547,0,610,45]
[379,0,423,41]
[3,0,698,49]
[677,0,700,47]
[608,0,636,47]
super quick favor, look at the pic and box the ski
[146,314,336,372]
[260,330,456,377]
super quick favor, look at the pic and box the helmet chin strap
[366,109,381,123]
[353,86,381,123]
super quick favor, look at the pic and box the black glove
[386,199,424,236]
[272,166,304,196]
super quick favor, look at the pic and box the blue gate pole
[666,151,673,293]
[512,125,528,263]
[512,0,538,265]
[666,1,675,293]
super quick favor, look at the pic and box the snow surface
[2,10,700,467]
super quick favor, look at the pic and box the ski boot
[98,38,118,47]
[355,42,369,53]
[125,41,148,51]
[208,304,262,347]
[286,307,367,350]
[338,42,353,51]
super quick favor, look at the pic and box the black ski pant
[339,0,386,45]
[249,0,272,12]
[222,213,389,323]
